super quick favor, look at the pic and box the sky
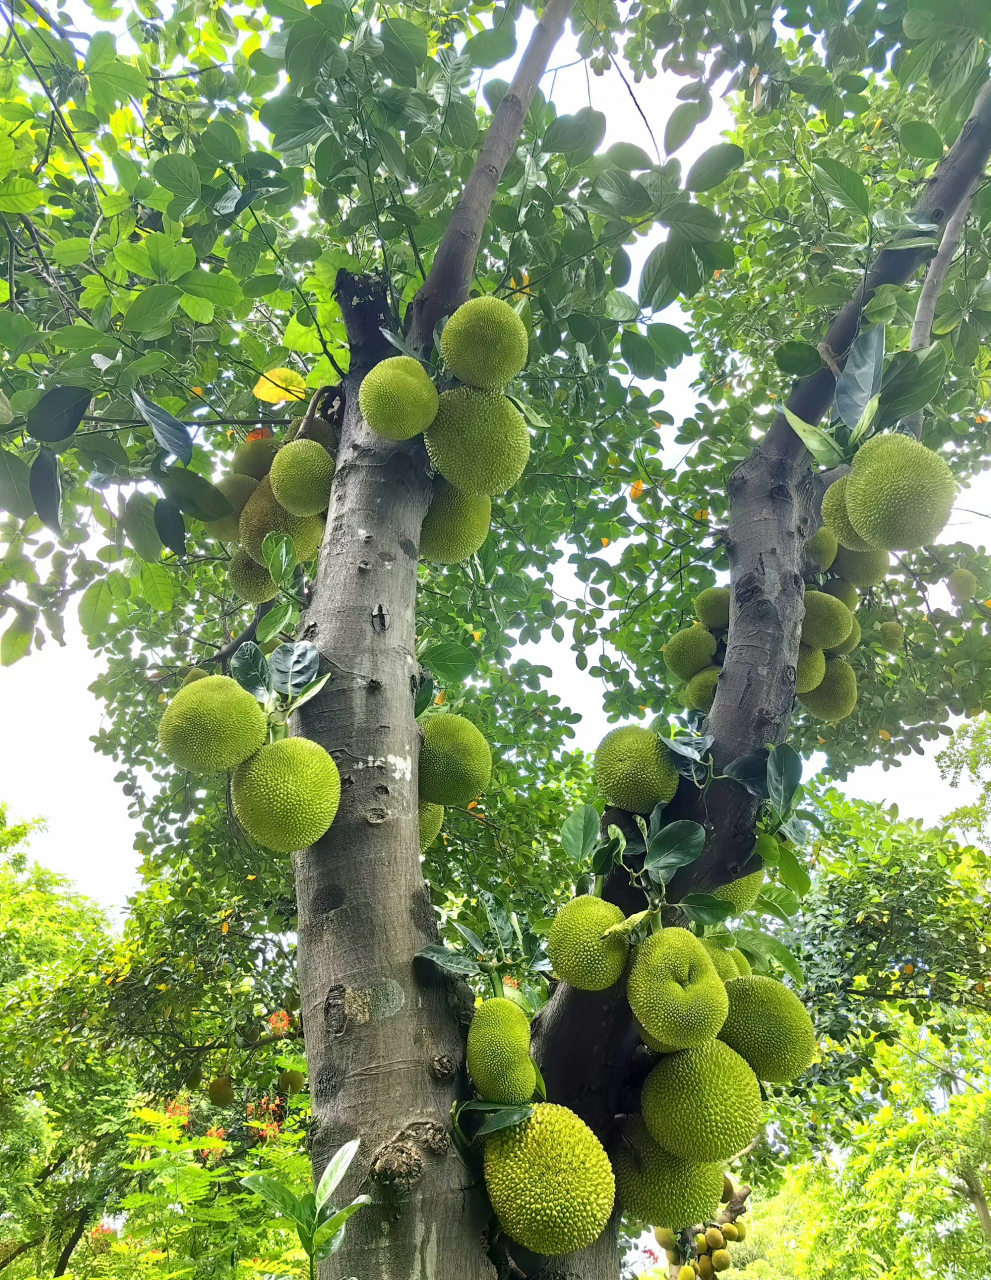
[0,10,987,910]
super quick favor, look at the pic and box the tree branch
[53,1209,90,1278]
[201,602,273,668]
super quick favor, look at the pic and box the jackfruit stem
[487,972,503,1000]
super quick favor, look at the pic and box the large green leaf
[813,157,870,218]
[685,143,745,191]
[153,154,202,202]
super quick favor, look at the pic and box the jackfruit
[358,355,439,440]
[705,1227,725,1251]
[701,939,742,984]
[832,545,889,589]
[696,1232,710,1254]
[948,568,977,603]
[823,578,859,611]
[269,439,334,517]
[798,656,857,722]
[694,587,730,630]
[877,621,904,651]
[467,998,535,1104]
[612,1115,723,1228]
[232,737,341,853]
[733,1220,747,1241]
[441,296,529,389]
[484,1103,614,1254]
[182,668,208,686]
[204,473,258,542]
[721,1223,739,1241]
[655,1227,677,1250]
[239,477,325,565]
[418,800,444,852]
[663,625,717,681]
[594,726,680,813]
[697,1256,714,1280]
[278,1069,305,1094]
[678,1267,695,1280]
[796,645,825,694]
[637,1020,680,1055]
[718,975,816,1082]
[418,714,492,807]
[845,433,956,550]
[548,895,629,991]
[684,666,721,712]
[159,674,267,773]
[419,479,491,563]
[425,388,530,495]
[711,1249,731,1272]
[728,949,752,977]
[821,475,871,551]
[208,1076,236,1107]
[801,590,853,650]
[806,526,837,570]
[232,437,279,480]
[828,612,861,656]
[641,1041,762,1162]
[721,1174,734,1203]
[712,870,763,915]
[627,928,729,1050]
[228,549,278,604]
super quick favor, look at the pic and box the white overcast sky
[1,12,988,909]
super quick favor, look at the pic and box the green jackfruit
[821,475,872,551]
[684,666,721,712]
[228,550,278,604]
[806,526,838,571]
[845,432,957,550]
[663,625,717,681]
[728,948,751,977]
[706,1227,725,1250]
[637,1019,680,1054]
[678,1266,696,1280]
[801,590,853,650]
[232,737,341,853]
[796,645,825,694]
[799,656,857,722]
[239,477,324,565]
[701,938,742,983]
[718,975,816,1082]
[594,726,680,813]
[232,438,279,480]
[419,479,491,563]
[484,1103,614,1254]
[425,388,530,495]
[182,668,208,686]
[548,895,629,991]
[823,578,859,611]
[359,356,439,441]
[712,870,764,915]
[204,473,258,542]
[269,439,334,517]
[466,998,535,1104]
[441,296,529,389]
[418,800,444,852]
[948,568,977,603]
[641,1040,763,1162]
[832,545,889,589]
[208,1076,236,1107]
[694,587,730,630]
[877,621,904,651]
[711,1249,731,1272]
[278,1069,305,1095]
[612,1115,723,1229]
[419,714,492,807]
[627,928,728,1050]
[159,674,267,774]
[828,613,861,656]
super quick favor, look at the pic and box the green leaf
[463,22,516,69]
[153,154,202,202]
[0,613,34,665]
[647,322,692,367]
[414,945,481,975]
[543,108,605,155]
[159,469,233,522]
[664,101,699,154]
[734,928,805,983]
[878,343,949,425]
[132,392,193,465]
[312,1197,370,1259]
[154,499,186,555]
[767,743,803,818]
[834,325,884,432]
[644,820,706,882]
[174,271,243,308]
[899,120,944,160]
[591,170,652,216]
[420,641,476,684]
[122,285,182,334]
[560,804,601,864]
[122,492,163,562]
[262,531,297,584]
[231,641,272,699]
[78,578,115,635]
[0,449,34,519]
[25,386,91,443]
[314,1139,361,1212]
[606,142,653,171]
[475,1105,533,1136]
[677,893,735,926]
[29,449,61,533]
[138,562,174,613]
[256,600,293,645]
[0,177,42,213]
[781,407,845,467]
[638,242,670,310]
[240,1175,313,1238]
[686,143,745,191]
[775,342,823,377]
[657,200,722,244]
[813,157,870,218]
[776,846,812,898]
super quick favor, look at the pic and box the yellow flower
[601,537,610,547]
[252,367,307,404]
[879,729,891,740]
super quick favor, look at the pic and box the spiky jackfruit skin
[694,587,730,630]
[548,896,629,991]
[641,1040,763,1162]
[359,356,439,440]
[823,578,859,611]
[846,433,957,550]
[228,550,279,604]
[467,998,535,1103]
[232,738,341,854]
[279,1069,305,1094]
[806,526,838,570]
[706,1227,725,1250]
[729,948,751,977]
[269,439,334,517]
[799,656,857,721]
[232,438,279,480]
[663,625,717,681]
[711,1249,731,1272]
[712,870,764,915]
[239,477,324,564]
[718,975,816,1082]
[441,296,529,389]
[418,713,492,806]
[627,929,729,1050]
[419,480,491,563]
[796,645,825,694]
[612,1115,723,1229]
[425,388,530,495]
[701,939,741,983]
[832,544,889,589]
[948,568,978,603]
[698,1257,715,1279]
[636,1020,680,1054]
[594,726,680,813]
[821,475,872,551]
[159,674,267,774]
[684,666,721,712]
[208,1076,236,1107]
[721,1223,739,1242]
[801,590,853,650]
[484,1104,614,1255]
[828,613,861,656]
[877,621,904,651]
[418,800,444,852]
[678,1266,695,1280]
[182,668,208,686]
[204,473,259,542]
[655,1227,677,1250]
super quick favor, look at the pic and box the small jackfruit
[806,526,837,570]
[828,612,861,656]
[269,439,334,517]
[419,479,491,563]
[204,473,259,542]
[418,800,444,852]
[694,587,730,630]
[697,1256,715,1280]
[278,1069,305,1094]
[684,666,721,712]
[796,645,825,694]
[182,668,208,686]
[801,590,853,650]
[159,674,267,774]
[359,355,439,440]
[641,1040,762,1162]
[594,726,680,813]
[208,1076,236,1107]
[821,475,872,551]
[663,625,718,681]
[425,388,530,495]
[722,1174,735,1202]
[721,1223,739,1241]
[232,438,279,480]
[655,1227,677,1250]
[948,568,977,603]
[612,1115,723,1228]
[484,1104,614,1254]
[823,578,860,611]
[696,1232,710,1254]
[239,477,325,564]
[678,1267,695,1280]
[701,938,742,984]
[733,1220,747,1241]
[712,870,764,915]
[799,655,857,721]
[441,296,529,389]
[627,928,728,1050]
[232,737,341,853]
[877,620,904,651]
[228,550,278,604]
[705,1227,725,1250]
[832,544,889,589]
[711,1249,731,1272]
[845,433,957,550]
[718,975,816,1082]
[548,895,629,991]
[418,714,492,807]
[467,998,535,1104]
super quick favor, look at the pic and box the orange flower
[878,729,891,740]
[601,537,610,547]
[903,963,914,976]
[434,689,446,705]
[268,1010,292,1037]
[630,479,645,501]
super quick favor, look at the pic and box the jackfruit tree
[3,0,991,1276]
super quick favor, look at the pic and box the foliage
[938,711,991,843]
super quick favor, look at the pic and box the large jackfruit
[948,568,978,603]
[684,666,721,713]
[425,388,530,495]
[798,656,857,721]
[806,526,837,571]
[845,432,956,550]
[228,550,278,604]
[418,713,492,807]
[832,544,889,589]
[239,477,324,565]
[801,590,853,650]
[701,938,742,983]
[712,870,763,915]
[359,355,440,440]
[441,296,529,389]
[232,737,341,853]
[232,437,279,480]
[627,928,728,1050]
[796,645,825,694]
[823,578,859,611]
[821,474,871,551]
[269,438,334,517]
[418,800,444,852]
[827,612,861,656]
[612,1115,723,1228]
[466,998,535,1104]
[694,587,730,630]
[663,625,717,681]
[204,473,258,542]
[718,975,816,1082]
[594,726,680,813]
[641,1040,763,1162]
[159,674,267,774]
[419,479,491,563]
[548,895,629,991]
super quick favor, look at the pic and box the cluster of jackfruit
[158,675,341,853]
[662,586,730,714]
[655,1209,750,1278]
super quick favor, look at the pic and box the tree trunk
[960,1167,991,1249]
[53,1209,89,1278]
